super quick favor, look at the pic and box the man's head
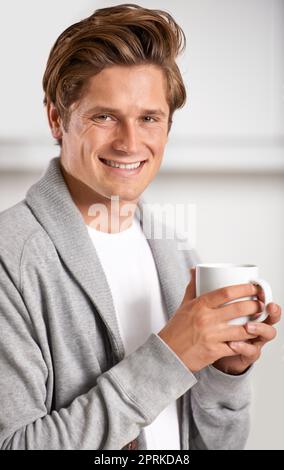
[43,3,186,206]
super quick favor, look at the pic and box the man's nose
[112,121,139,154]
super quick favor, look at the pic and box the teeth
[102,159,142,170]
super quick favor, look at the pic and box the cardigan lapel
[25,157,125,360]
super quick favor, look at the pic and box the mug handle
[250,279,273,323]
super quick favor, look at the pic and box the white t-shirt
[86,216,180,450]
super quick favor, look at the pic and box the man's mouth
[98,157,147,176]
[99,158,146,170]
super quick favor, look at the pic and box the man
[0,4,281,450]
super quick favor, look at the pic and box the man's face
[59,64,170,204]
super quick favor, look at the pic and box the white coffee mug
[196,263,273,325]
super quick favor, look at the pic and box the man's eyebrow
[86,106,168,118]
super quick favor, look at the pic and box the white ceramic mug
[196,263,273,325]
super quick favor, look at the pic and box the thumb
[186,267,196,300]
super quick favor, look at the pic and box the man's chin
[102,190,141,205]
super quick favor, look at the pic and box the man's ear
[47,100,63,140]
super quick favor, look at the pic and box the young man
[0,4,281,450]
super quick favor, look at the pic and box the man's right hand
[158,268,263,373]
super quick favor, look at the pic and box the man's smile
[98,157,148,176]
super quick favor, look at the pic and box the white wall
[0,0,283,171]
[0,0,283,450]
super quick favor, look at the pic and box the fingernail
[247,323,257,333]
[229,341,240,349]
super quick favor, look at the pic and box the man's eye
[143,116,155,123]
[93,115,112,122]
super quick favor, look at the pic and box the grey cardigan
[0,157,251,450]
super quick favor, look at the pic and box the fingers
[228,340,261,363]
[204,283,258,308]
[255,285,265,303]
[218,324,258,343]
[185,267,196,300]
[245,321,277,343]
[219,342,241,358]
[264,303,282,326]
[227,322,277,360]
[197,319,276,370]
[217,319,277,344]
[216,299,264,322]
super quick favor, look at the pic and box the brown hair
[43,3,187,145]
